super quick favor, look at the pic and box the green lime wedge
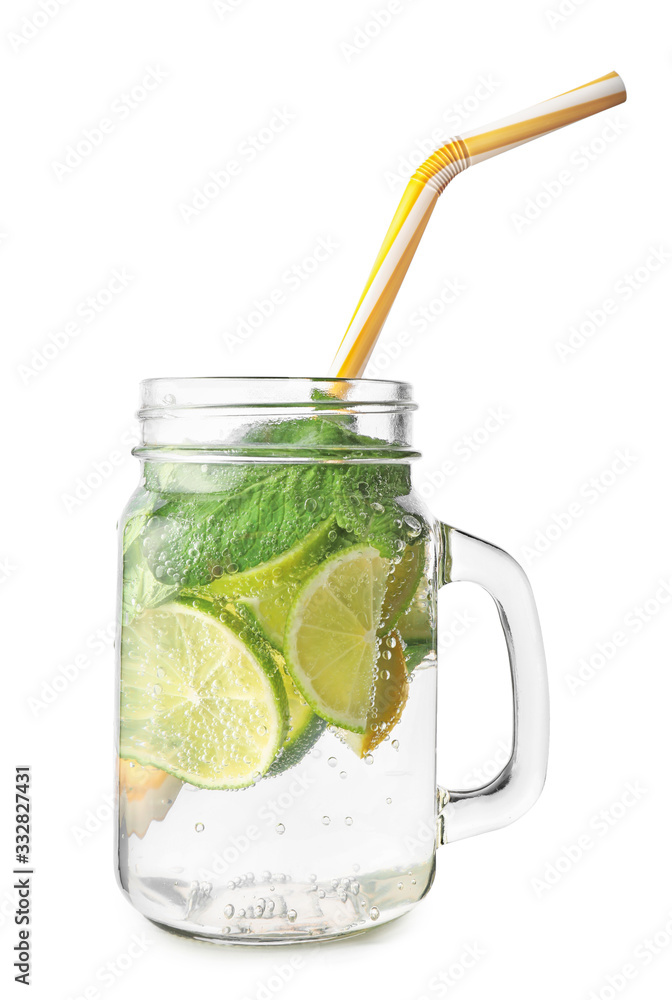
[336,628,409,757]
[201,517,339,650]
[233,601,326,774]
[395,577,433,672]
[267,658,326,775]
[284,546,391,733]
[120,601,289,789]
[378,541,425,634]
[237,590,294,651]
[204,516,337,600]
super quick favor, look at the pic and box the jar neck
[134,378,420,464]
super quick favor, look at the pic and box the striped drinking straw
[328,71,626,378]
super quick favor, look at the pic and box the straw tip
[607,70,627,102]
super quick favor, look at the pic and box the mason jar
[115,377,548,944]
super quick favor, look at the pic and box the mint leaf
[142,464,331,585]
[329,464,413,557]
[121,538,177,623]
[140,418,416,584]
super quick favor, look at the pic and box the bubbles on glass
[403,514,422,538]
[322,815,331,826]
[370,906,380,921]
[194,822,205,833]
[275,823,285,835]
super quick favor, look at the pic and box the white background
[1,1,671,997]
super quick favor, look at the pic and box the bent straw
[329,71,626,378]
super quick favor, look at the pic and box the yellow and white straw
[329,71,626,378]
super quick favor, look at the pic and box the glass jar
[115,377,548,944]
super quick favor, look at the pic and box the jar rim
[138,377,415,415]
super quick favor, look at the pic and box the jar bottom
[121,862,435,944]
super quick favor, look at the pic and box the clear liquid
[118,660,437,943]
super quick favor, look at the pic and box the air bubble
[403,514,422,538]
[287,909,297,922]
[370,906,380,921]
[275,823,285,835]
[327,757,337,767]
[224,904,234,918]
[304,498,317,512]
[345,816,353,826]
[392,740,400,750]
[322,815,331,825]
[194,823,205,833]
[364,754,374,765]
[339,771,347,780]
[386,797,392,804]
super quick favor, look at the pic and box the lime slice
[233,601,326,774]
[268,659,326,776]
[238,589,294,651]
[284,546,390,732]
[378,542,425,634]
[120,601,289,789]
[204,517,337,600]
[202,517,339,650]
[395,577,434,672]
[337,629,409,757]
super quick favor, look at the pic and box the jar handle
[436,524,549,844]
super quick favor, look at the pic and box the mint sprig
[138,418,415,586]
